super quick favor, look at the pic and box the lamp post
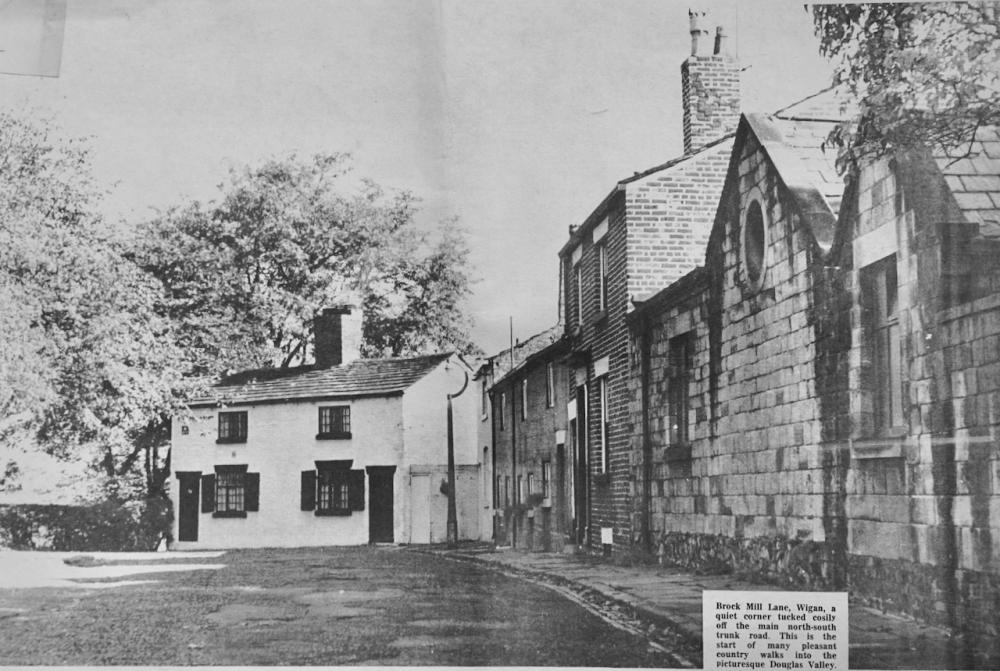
[446,367,469,548]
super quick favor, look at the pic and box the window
[495,474,502,508]
[596,244,608,313]
[517,475,524,504]
[575,263,583,325]
[200,465,259,518]
[217,411,247,443]
[541,461,551,498]
[317,406,351,439]
[301,460,364,516]
[863,256,904,434]
[742,199,766,289]
[598,377,609,473]
[668,333,694,446]
[546,362,554,407]
[527,473,535,496]
[499,392,507,430]
[521,379,528,420]
[504,476,510,507]
[482,381,489,417]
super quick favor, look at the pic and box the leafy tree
[0,113,183,500]
[813,2,1000,162]
[130,153,479,377]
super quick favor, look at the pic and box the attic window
[742,199,767,290]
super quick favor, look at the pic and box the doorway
[367,466,396,543]
[177,472,200,542]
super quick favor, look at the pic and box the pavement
[419,544,999,670]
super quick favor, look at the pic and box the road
[0,546,679,666]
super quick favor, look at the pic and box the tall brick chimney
[313,305,363,368]
[681,9,740,155]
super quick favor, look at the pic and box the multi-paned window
[217,411,248,443]
[546,362,554,407]
[527,472,535,496]
[596,245,608,313]
[317,405,351,439]
[201,464,259,518]
[863,255,903,435]
[301,461,364,516]
[668,333,694,446]
[542,461,551,498]
[216,469,245,513]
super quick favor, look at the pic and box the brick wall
[681,55,740,155]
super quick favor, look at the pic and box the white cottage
[171,307,480,549]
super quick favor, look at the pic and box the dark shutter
[245,472,260,512]
[301,470,316,511]
[201,474,215,513]
[349,469,365,511]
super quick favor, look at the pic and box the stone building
[627,99,1000,643]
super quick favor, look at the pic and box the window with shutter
[301,470,317,511]
[201,474,215,513]
[213,464,250,518]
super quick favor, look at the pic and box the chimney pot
[688,9,710,57]
[714,26,728,57]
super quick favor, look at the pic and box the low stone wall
[658,531,840,589]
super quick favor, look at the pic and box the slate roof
[189,353,453,407]
[936,126,1000,235]
[767,88,852,218]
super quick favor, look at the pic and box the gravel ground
[0,546,678,666]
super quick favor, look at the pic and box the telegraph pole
[446,367,469,548]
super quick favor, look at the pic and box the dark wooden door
[367,466,396,543]
[177,472,200,542]
[574,386,589,545]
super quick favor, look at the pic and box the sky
[0,0,834,354]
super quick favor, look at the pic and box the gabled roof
[481,325,563,384]
[189,353,453,407]
[936,126,1000,234]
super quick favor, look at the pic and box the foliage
[130,153,479,377]
[0,498,172,551]
[0,113,184,500]
[813,2,1000,164]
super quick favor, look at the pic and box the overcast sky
[0,0,834,354]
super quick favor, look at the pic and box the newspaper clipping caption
[703,590,847,670]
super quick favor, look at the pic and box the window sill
[212,510,247,518]
[316,432,352,440]
[851,432,905,460]
[315,509,352,517]
[216,437,247,444]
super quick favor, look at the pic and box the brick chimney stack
[681,9,740,155]
[313,305,363,368]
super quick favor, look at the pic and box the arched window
[741,198,767,289]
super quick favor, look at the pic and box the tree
[813,2,1000,163]
[130,153,479,378]
[0,113,184,501]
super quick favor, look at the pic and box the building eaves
[628,266,708,325]
[490,335,571,391]
[557,133,737,258]
[188,352,453,408]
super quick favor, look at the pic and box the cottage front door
[177,471,200,542]
[367,466,396,543]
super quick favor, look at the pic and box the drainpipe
[446,367,470,549]
[640,317,653,553]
